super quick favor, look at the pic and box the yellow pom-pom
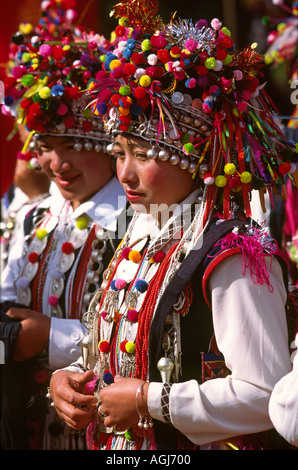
[118,106,130,116]
[36,228,48,240]
[39,86,51,99]
[63,45,71,52]
[215,175,227,187]
[76,216,88,230]
[240,171,252,184]
[139,75,151,87]
[224,163,236,175]
[110,59,122,70]
[19,22,34,35]
[128,250,142,263]
[125,341,136,354]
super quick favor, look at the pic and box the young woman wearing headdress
[0,1,128,450]
[49,1,297,450]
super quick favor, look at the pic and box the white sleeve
[1,225,26,302]
[269,333,298,446]
[147,254,292,446]
[49,317,86,371]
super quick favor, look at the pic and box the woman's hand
[50,369,98,430]
[6,307,51,361]
[99,375,150,432]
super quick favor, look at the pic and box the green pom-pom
[183,142,194,155]
[205,57,216,69]
[21,74,35,87]
[119,85,131,96]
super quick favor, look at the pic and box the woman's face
[114,135,195,215]
[36,135,114,209]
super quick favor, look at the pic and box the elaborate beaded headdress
[2,0,111,157]
[88,0,297,221]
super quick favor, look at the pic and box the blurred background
[0,0,295,196]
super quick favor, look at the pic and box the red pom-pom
[115,25,126,37]
[279,162,292,175]
[131,52,145,64]
[111,93,121,106]
[82,121,93,132]
[123,63,136,75]
[152,251,165,263]
[120,339,128,352]
[28,252,39,263]
[99,340,110,353]
[61,242,74,254]
[34,370,48,384]
[157,49,171,63]
[134,86,146,99]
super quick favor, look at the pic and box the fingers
[55,402,97,430]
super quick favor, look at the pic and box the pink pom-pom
[83,375,98,395]
[114,278,127,290]
[237,101,248,112]
[184,39,197,52]
[121,247,131,259]
[233,70,243,81]
[39,44,52,57]
[48,295,59,306]
[127,309,138,322]
[57,104,68,116]
[211,18,222,30]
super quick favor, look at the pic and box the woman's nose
[49,152,72,174]
[117,157,138,185]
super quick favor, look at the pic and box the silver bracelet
[136,381,153,430]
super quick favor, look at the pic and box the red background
[0,0,102,196]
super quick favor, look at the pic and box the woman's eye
[114,151,125,160]
[136,152,148,160]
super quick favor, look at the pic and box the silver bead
[147,147,158,159]
[158,149,170,161]
[84,141,93,151]
[74,142,83,152]
[94,143,102,153]
[169,154,180,165]
[179,158,190,170]
[188,162,198,173]
[199,163,209,175]
[106,143,114,155]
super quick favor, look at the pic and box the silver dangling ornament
[158,149,170,161]
[157,357,174,383]
[147,147,158,159]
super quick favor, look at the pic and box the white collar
[37,177,127,232]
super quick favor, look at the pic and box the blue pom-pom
[134,279,148,293]
[103,372,114,385]
[51,84,64,97]
[110,280,118,290]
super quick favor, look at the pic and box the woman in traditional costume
[50,2,297,450]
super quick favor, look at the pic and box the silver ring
[98,405,107,419]
[113,425,128,435]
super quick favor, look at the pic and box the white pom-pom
[49,269,64,280]
[15,277,30,290]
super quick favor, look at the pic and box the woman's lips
[125,190,145,201]
[55,174,80,188]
